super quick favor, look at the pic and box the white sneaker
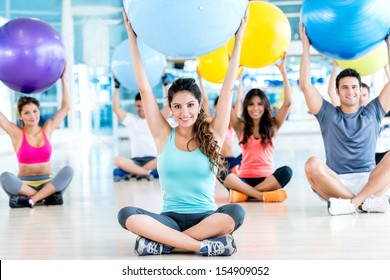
[361,196,390,213]
[328,198,357,216]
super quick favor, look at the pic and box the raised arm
[299,23,323,114]
[160,69,172,119]
[384,63,390,82]
[327,60,340,106]
[196,67,212,117]
[111,75,127,122]
[234,68,244,117]
[0,110,20,140]
[122,8,171,149]
[274,52,292,130]
[210,9,247,144]
[378,34,390,112]
[230,69,244,138]
[44,65,71,137]
[122,9,170,150]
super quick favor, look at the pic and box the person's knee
[230,204,245,230]
[284,166,293,180]
[276,166,293,187]
[113,156,121,167]
[62,166,74,178]
[0,172,21,195]
[117,206,140,229]
[51,166,74,192]
[218,204,245,232]
[0,172,12,186]
[305,157,321,175]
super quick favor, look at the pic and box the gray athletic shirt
[315,98,385,174]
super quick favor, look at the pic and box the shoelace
[204,240,225,256]
[146,241,163,255]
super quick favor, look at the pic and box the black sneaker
[9,195,32,208]
[136,174,154,181]
[43,192,63,206]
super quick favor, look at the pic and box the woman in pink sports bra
[0,66,73,208]
[218,52,293,204]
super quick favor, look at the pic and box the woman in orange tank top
[219,52,293,203]
[0,66,73,208]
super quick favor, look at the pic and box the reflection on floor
[1,122,390,260]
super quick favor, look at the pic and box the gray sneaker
[328,198,357,216]
[361,196,390,213]
[134,236,171,256]
[135,174,154,181]
[199,234,236,256]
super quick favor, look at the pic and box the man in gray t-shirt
[299,23,390,216]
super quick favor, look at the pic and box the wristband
[161,74,168,86]
[114,78,120,88]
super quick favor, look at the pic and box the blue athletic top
[158,128,217,213]
[315,98,385,174]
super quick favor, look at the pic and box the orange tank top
[238,135,274,178]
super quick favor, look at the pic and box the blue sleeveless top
[158,128,217,213]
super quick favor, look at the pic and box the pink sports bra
[16,129,52,164]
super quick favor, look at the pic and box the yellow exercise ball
[197,45,229,84]
[228,1,291,68]
[336,42,388,76]
[197,45,243,84]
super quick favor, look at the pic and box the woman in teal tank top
[118,9,248,257]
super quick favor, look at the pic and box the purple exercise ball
[0,18,66,94]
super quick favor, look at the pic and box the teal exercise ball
[123,0,248,59]
[301,0,390,60]
[111,39,166,91]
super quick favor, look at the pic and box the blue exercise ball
[301,0,390,60]
[0,18,66,94]
[123,0,248,58]
[111,39,166,91]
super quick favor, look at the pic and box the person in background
[300,23,390,216]
[0,67,73,208]
[218,52,293,203]
[328,60,389,164]
[112,75,170,182]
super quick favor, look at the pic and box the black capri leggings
[118,203,245,233]
[219,165,293,188]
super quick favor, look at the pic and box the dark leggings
[224,154,242,170]
[375,151,389,165]
[118,204,245,233]
[219,165,293,188]
[240,166,293,188]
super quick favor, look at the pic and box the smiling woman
[219,52,293,204]
[117,7,248,257]
[0,68,73,209]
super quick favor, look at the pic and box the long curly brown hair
[168,78,226,177]
[240,88,275,148]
